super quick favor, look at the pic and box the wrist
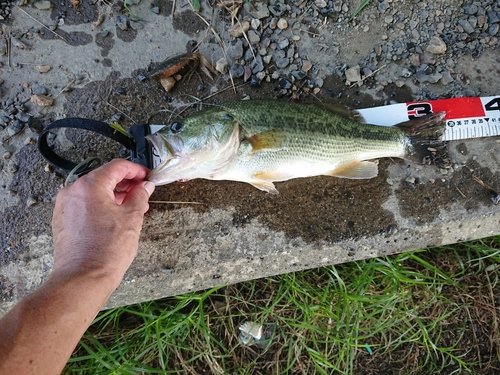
[48,261,125,294]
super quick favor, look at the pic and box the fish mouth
[146,133,183,184]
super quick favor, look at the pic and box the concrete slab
[1,0,500,316]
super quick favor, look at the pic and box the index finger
[91,159,150,191]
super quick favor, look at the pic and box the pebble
[251,18,261,30]
[247,30,260,45]
[31,94,54,107]
[277,18,288,30]
[35,65,51,73]
[34,0,52,10]
[243,2,269,19]
[215,58,228,74]
[230,63,244,78]
[268,3,286,17]
[278,38,289,50]
[345,65,361,82]
[130,21,143,30]
[301,60,312,73]
[458,19,475,34]
[7,120,24,136]
[229,21,249,38]
[227,39,243,60]
[275,57,290,69]
[440,70,454,85]
[116,15,129,31]
[425,36,447,54]
[250,74,261,88]
[315,0,327,8]
[291,70,307,80]
[26,197,37,207]
[278,77,292,89]
[243,66,252,82]
[32,86,48,95]
[489,24,499,36]
[378,1,389,13]
[15,111,30,123]
[250,54,264,73]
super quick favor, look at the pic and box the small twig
[472,174,493,191]
[349,63,387,88]
[65,157,100,186]
[7,34,11,68]
[299,28,319,37]
[92,11,105,28]
[455,187,466,199]
[484,270,500,360]
[171,0,176,19]
[13,62,49,66]
[318,16,328,30]
[16,6,67,41]
[149,200,205,205]
[53,78,76,99]
[106,102,137,123]
[194,11,236,92]
[2,125,26,145]
[464,304,482,368]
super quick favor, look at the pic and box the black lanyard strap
[37,118,137,173]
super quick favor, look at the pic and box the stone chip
[345,65,361,83]
[31,94,54,107]
[425,36,447,54]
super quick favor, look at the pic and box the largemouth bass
[147,100,446,194]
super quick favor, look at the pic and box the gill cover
[146,109,241,185]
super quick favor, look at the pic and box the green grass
[351,0,372,19]
[65,236,500,374]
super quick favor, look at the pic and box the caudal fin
[396,111,448,165]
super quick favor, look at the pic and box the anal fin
[249,179,278,194]
[327,161,379,179]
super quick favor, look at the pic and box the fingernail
[143,181,155,197]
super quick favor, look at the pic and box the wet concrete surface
[1,0,500,315]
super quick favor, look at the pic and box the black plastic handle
[37,118,152,174]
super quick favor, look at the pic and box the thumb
[123,181,155,213]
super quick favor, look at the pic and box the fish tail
[396,111,448,164]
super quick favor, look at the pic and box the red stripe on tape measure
[406,97,486,119]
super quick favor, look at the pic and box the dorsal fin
[319,103,365,122]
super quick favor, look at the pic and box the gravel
[217,0,499,98]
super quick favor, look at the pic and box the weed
[65,237,500,374]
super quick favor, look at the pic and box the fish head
[146,108,240,185]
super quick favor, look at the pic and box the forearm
[0,268,121,375]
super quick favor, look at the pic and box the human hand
[50,159,155,285]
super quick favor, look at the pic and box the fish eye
[170,122,184,134]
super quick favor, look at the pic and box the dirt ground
[1,0,500,371]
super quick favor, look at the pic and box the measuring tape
[358,96,500,141]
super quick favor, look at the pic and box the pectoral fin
[327,161,379,179]
[246,129,285,152]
